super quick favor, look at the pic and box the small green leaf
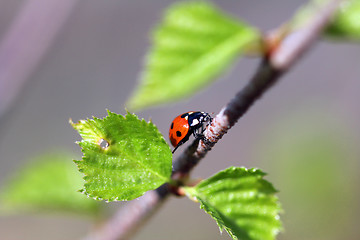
[326,0,360,40]
[0,153,99,216]
[70,110,172,201]
[184,167,282,240]
[292,0,360,41]
[127,2,260,110]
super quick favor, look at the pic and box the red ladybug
[169,111,212,153]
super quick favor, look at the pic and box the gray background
[0,1,359,240]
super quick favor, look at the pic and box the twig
[175,0,344,174]
[172,61,280,178]
[83,185,169,240]
[82,0,344,239]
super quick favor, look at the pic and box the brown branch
[82,0,344,239]
[175,0,344,175]
[172,61,281,178]
[83,185,169,240]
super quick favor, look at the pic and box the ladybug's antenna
[172,145,180,154]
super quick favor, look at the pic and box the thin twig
[84,185,169,240]
[83,0,344,239]
[172,60,281,178]
[175,0,344,173]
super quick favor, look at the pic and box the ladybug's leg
[172,144,181,154]
[192,126,203,139]
[193,130,211,145]
[193,116,212,142]
[193,126,208,142]
[194,117,212,137]
[172,134,190,153]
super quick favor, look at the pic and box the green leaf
[0,153,99,216]
[326,0,360,40]
[292,0,360,41]
[184,167,282,240]
[127,2,260,110]
[70,110,172,201]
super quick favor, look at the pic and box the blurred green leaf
[184,167,282,240]
[0,153,99,216]
[292,0,360,41]
[127,2,260,110]
[326,0,360,40]
[70,110,172,201]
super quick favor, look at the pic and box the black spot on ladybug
[176,131,182,137]
[170,122,174,129]
[181,113,188,118]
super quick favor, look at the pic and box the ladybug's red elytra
[169,111,212,153]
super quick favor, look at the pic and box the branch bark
[83,185,169,240]
[83,0,344,239]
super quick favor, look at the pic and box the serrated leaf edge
[71,110,172,202]
[185,167,282,240]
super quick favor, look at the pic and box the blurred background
[0,0,359,240]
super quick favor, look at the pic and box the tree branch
[83,0,344,239]
[176,0,344,172]
[83,185,169,240]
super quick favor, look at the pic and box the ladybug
[169,111,212,153]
